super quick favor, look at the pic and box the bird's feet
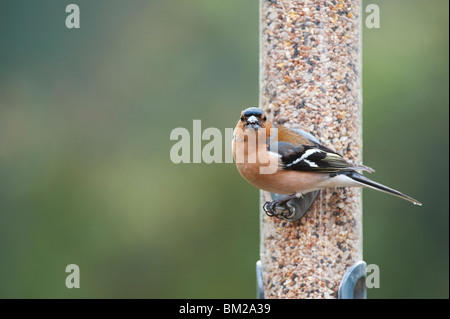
[263,199,296,220]
[264,191,319,222]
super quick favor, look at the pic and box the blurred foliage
[0,0,447,298]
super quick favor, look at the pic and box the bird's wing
[290,128,321,145]
[268,127,373,173]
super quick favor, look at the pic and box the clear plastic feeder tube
[259,0,363,299]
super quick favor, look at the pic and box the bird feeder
[258,0,365,299]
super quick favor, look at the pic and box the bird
[232,107,422,219]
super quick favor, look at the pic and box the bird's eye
[240,116,244,121]
[262,116,267,121]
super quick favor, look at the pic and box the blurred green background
[0,0,447,298]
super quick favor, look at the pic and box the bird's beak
[246,115,260,130]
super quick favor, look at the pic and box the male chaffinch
[232,107,422,218]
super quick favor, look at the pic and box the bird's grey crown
[243,107,264,118]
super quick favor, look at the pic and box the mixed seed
[259,0,363,299]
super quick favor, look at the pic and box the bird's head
[234,107,274,145]
[237,107,269,131]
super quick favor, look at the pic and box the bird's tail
[342,171,422,206]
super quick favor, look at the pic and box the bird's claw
[263,200,295,220]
